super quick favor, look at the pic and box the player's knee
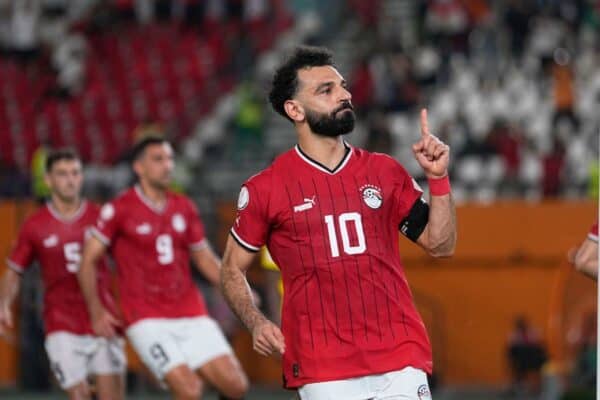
[219,371,249,399]
[173,378,202,400]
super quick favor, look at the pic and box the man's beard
[305,102,355,138]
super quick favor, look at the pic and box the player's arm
[571,238,598,280]
[191,244,221,287]
[221,235,285,356]
[411,109,456,257]
[78,235,120,337]
[0,268,21,335]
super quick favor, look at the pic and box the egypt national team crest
[172,213,186,232]
[360,184,383,209]
[417,384,431,399]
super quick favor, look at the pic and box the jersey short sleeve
[230,174,271,253]
[91,202,120,246]
[6,220,35,274]
[382,155,425,221]
[589,222,598,242]
[186,199,207,250]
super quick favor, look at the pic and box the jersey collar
[134,185,169,214]
[294,142,353,175]
[47,200,87,223]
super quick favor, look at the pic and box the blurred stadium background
[0,0,598,399]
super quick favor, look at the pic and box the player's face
[45,159,83,202]
[295,66,355,137]
[136,143,174,190]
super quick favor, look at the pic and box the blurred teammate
[0,149,125,400]
[221,46,456,399]
[569,221,598,280]
[78,137,248,400]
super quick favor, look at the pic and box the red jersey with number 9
[6,201,114,335]
[91,186,208,326]
[230,144,433,388]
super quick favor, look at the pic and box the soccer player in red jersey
[0,149,125,400]
[569,222,598,280]
[221,46,457,399]
[78,137,248,400]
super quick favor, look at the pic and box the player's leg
[196,354,248,399]
[180,316,248,399]
[127,318,203,399]
[65,382,92,400]
[45,332,92,399]
[164,364,204,400]
[89,337,127,400]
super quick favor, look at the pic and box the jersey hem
[90,227,111,246]
[588,233,598,243]
[6,259,25,274]
[230,228,260,252]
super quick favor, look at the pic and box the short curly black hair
[268,45,335,122]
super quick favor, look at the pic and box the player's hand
[91,306,121,338]
[252,318,285,357]
[412,109,450,178]
[567,246,579,265]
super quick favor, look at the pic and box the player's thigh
[375,367,432,400]
[196,354,248,398]
[45,332,89,391]
[89,336,126,389]
[126,319,187,381]
[164,364,204,400]
[180,316,236,372]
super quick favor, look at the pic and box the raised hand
[412,109,450,178]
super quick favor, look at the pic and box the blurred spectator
[30,141,50,201]
[10,0,41,65]
[542,137,566,197]
[232,81,264,164]
[51,33,87,98]
[507,316,547,396]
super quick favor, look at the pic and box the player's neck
[50,196,83,218]
[137,181,167,208]
[297,134,347,171]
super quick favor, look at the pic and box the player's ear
[43,172,52,189]
[132,159,143,177]
[284,100,305,123]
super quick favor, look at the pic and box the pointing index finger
[420,108,430,138]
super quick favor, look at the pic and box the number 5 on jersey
[324,212,366,257]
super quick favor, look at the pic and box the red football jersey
[91,186,208,326]
[589,222,598,242]
[6,201,114,335]
[231,144,433,388]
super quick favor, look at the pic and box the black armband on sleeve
[399,197,429,242]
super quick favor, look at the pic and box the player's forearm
[77,256,103,313]
[192,248,221,288]
[425,193,456,257]
[221,264,268,332]
[0,270,21,307]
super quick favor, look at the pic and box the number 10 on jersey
[324,212,366,257]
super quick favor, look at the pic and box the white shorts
[126,316,233,380]
[298,367,431,400]
[45,331,126,390]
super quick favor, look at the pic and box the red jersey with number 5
[6,201,114,335]
[231,144,433,388]
[91,186,208,326]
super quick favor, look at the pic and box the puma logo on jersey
[294,196,316,213]
[136,223,152,235]
[43,234,59,248]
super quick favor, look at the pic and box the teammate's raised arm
[413,108,456,257]
[221,235,285,356]
[78,235,120,338]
